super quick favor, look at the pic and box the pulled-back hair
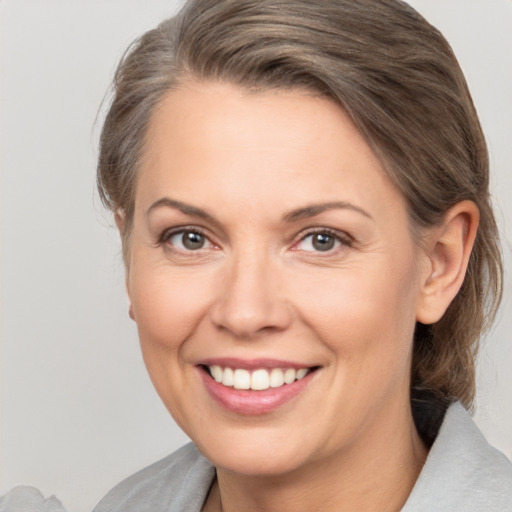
[97,0,502,413]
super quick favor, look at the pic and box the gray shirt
[93,403,512,511]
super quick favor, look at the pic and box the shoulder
[93,442,215,512]
[403,402,512,511]
[0,486,67,512]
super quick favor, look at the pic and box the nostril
[208,271,293,338]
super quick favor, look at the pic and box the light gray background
[1,1,511,511]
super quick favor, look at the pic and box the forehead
[137,81,406,223]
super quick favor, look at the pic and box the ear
[115,207,126,234]
[115,208,136,321]
[416,200,479,325]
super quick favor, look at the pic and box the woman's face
[127,82,430,476]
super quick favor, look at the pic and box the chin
[193,426,314,477]
[209,450,309,477]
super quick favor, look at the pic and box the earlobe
[416,200,479,325]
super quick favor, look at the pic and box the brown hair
[97,0,502,412]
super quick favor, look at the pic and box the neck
[203,402,427,512]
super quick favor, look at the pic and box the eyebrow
[146,197,372,224]
[282,201,373,223]
[146,197,216,221]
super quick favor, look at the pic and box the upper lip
[197,357,318,370]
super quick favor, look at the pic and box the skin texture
[123,82,478,512]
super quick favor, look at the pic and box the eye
[295,230,349,253]
[166,229,213,251]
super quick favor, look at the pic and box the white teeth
[269,368,285,388]
[296,368,308,380]
[233,369,251,390]
[251,369,270,390]
[222,367,234,387]
[208,366,311,390]
[211,365,223,383]
[284,368,296,384]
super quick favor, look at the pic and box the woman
[92,0,512,510]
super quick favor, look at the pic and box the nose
[209,249,293,339]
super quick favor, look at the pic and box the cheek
[129,261,217,350]
[127,260,218,422]
[287,258,419,361]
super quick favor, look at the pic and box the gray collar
[402,402,512,511]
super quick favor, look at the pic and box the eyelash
[158,226,353,254]
[292,228,353,254]
[159,226,212,247]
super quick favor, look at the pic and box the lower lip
[199,368,315,415]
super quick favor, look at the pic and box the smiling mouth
[202,365,318,391]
